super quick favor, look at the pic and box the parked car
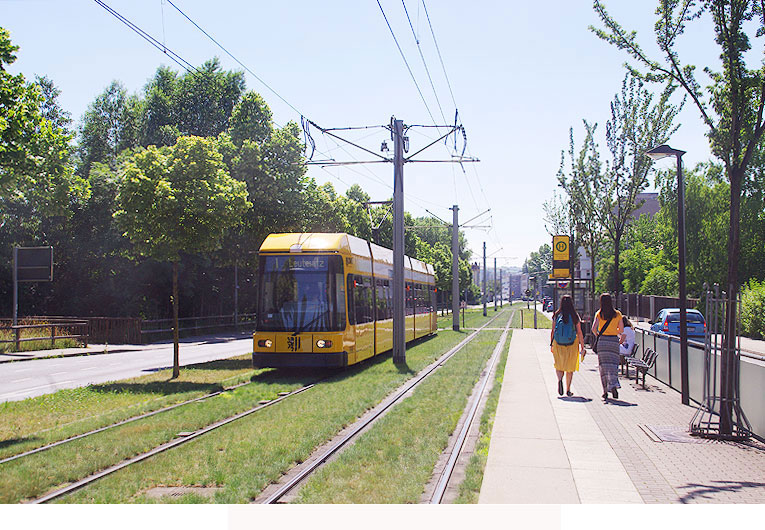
[649,308,706,338]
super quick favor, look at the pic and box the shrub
[741,279,765,339]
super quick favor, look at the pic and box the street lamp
[646,144,689,406]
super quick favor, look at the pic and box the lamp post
[646,144,689,406]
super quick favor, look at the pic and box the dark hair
[553,295,580,325]
[622,316,632,328]
[599,293,616,320]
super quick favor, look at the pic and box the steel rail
[261,309,508,504]
[1,380,258,466]
[31,384,316,504]
[430,310,514,503]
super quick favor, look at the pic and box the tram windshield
[257,255,346,332]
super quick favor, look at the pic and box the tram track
[1,379,258,466]
[30,382,317,504]
[24,309,511,504]
[257,308,509,504]
[429,308,514,503]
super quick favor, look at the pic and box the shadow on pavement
[677,480,765,503]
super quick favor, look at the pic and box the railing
[635,327,765,442]
[140,313,257,341]
[0,320,89,352]
[617,293,701,322]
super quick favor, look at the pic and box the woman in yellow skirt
[550,295,586,396]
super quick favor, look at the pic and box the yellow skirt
[552,340,580,372]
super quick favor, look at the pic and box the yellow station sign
[552,235,570,278]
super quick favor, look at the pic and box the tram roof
[259,233,434,276]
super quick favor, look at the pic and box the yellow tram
[253,233,438,367]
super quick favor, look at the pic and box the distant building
[632,192,660,219]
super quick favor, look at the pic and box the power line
[420,0,457,111]
[164,0,304,118]
[401,0,448,125]
[94,1,197,74]
[376,0,437,125]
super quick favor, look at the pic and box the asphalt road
[0,333,253,403]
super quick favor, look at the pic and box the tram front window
[257,255,345,332]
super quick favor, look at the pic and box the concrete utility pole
[451,205,460,331]
[483,242,487,317]
[393,119,406,364]
[494,258,497,312]
[500,269,503,307]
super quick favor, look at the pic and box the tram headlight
[316,340,332,348]
[258,339,273,348]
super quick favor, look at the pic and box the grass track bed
[512,307,552,329]
[53,325,499,503]
[455,329,512,503]
[0,356,260,463]
[293,328,504,503]
[0,366,319,503]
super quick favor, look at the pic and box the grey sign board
[16,246,53,282]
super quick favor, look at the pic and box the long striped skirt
[596,335,621,392]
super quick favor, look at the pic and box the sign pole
[392,119,406,364]
[451,205,460,331]
[12,246,18,327]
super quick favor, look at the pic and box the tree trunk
[613,234,620,298]
[720,168,743,435]
[172,260,180,379]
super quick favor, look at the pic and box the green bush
[741,279,765,339]
[639,265,678,296]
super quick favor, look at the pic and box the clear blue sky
[3,0,722,266]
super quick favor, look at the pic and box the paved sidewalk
[479,329,765,504]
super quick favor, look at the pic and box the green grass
[511,307,552,329]
[293,328,504,503]
[1,357,323,504]
[0,356,260,461]
[455,329,512,503]
[49,326,497,503]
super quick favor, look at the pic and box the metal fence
[140,313,257,342]
[635,327,764,442]
[1,314,257,347]
[616,293,701,322]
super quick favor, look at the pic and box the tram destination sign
[15,246,53,282]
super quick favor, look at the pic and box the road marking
[11,378,32,383]
[1,381,74,399]
[50,371,68,376]
[82,366,98,371]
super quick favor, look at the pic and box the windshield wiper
[292,310,330,336]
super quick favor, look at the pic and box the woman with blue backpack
[550,295,585,397]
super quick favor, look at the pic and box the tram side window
[348,275,374,324]
[405,283,413,316]
[376,279,390,320]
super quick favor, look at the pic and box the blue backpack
[553,314,577,345]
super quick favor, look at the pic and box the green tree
[600,74,682,295]
[592,0,765,429]
[114,136,250,378]
[558,122,605,290]
[77,81,141,176]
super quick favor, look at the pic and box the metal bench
[627,347,658,388]
[620,342,639,377]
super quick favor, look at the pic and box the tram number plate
[287,336,301,352]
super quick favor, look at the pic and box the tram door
[349,274,375,362]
